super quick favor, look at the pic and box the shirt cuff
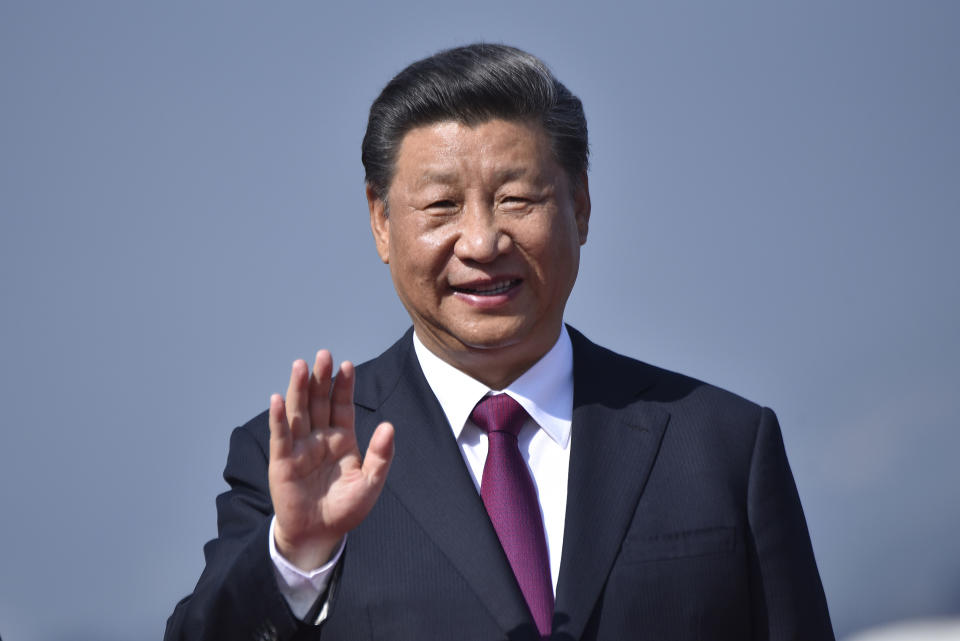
[268,516,346,622]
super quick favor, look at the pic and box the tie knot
[470,394,528,438]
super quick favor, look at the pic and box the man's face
[368,119,590,387]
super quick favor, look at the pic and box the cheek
[533,235,581,302]
[522,221,580,275]
[390,224,455,282]
[419,226,457,256]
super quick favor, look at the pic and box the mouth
[451,278,522,296]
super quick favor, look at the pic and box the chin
[458,335,523,352]
[450,320,534,352]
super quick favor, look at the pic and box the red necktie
[471,394,554,638]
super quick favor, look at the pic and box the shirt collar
[412,327,574,449]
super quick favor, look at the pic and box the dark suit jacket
[166,327,834,641]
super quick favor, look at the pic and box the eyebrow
[414,170,460,188]
[491,167,532,183]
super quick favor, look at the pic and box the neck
[415,327,562,390]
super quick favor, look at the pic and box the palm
[268,352,394,570]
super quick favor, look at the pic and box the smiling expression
[368,118,590,388]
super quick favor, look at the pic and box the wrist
[273,524,342,572]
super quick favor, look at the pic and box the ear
[573,171,591,245]
[367,184,390,264]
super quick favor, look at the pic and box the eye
[499,195,531,210]
[426,200,458,210]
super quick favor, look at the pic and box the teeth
[459,280,517,295]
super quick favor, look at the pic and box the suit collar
[412,327,575,448]
[353,326,658,412]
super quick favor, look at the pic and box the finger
[362,421,395,488]
[286,359,311,439]
[330,361,356,431]
[268,393,292,459]
[309,350,334,431]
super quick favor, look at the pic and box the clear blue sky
[1,2,958,639]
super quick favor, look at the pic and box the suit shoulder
[237,408,270,435]
[569,326,764,421]
[644,358,761,416]
[352,328,416,409]
[230,409,271,461]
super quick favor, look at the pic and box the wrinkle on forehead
[396,120,555,191]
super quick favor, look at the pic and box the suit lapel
[552,329,669,639]
[354,330,537,639]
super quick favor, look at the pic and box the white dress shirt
[270,327,574,620]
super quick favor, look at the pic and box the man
[166,44,834,640]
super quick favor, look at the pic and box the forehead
[391,119,557,188]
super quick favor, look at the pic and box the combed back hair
[361,43,589,202]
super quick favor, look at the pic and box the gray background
[1,2,958,640]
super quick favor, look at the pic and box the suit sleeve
[164,424,313,641]
[746,407,835,641]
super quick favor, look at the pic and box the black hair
[361,43,589,202]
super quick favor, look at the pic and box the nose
[453,202,510,263]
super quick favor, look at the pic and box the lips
[451,278,522,296]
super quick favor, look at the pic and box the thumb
[362,421,395,488]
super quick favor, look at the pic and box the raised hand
[268,350,395,570]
